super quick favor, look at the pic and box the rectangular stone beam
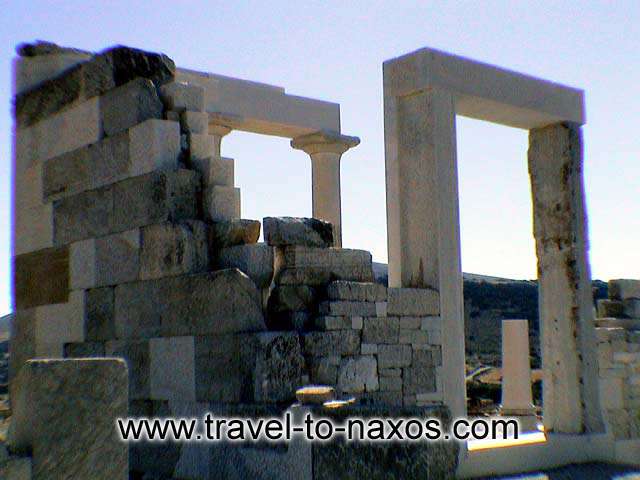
[176,68,341,138]
[384,47,584,129]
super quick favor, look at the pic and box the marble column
[501,319,537,431]
[291,130,359,247]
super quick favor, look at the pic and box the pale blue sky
[1,1,638,316]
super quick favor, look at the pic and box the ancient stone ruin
[2,41,639,478]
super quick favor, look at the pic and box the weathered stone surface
[52,185,113,244]
[43,119,180,201]
[264,217,333,248]
[215,243,274,288]
[250,332,304,403]
[114,269,265,339]
[377,344,412,369]
[319,300,376,317]
[8,359,128,479]
[105,340,150,400]
[267,310,314,332]
[337,356,378,393]
[70,230,140,289]
[0,456,32,479]
[623,299,640,319]
[303,330,360,357]
[149,336,195,401]
[180,110,208,134]
[327,281,387,302]
[100,78,164,136]
[609,279,640,301]
[159,81,205,112]
[404,350,437,394]
[14,245,69,309]
[64,341,106,357]
[597,299,625,319]
[15,45,175,128]
[209,219,260,249]
[206,186,241,221]
[17,40,89,57]
[85,287,115,341]
[268,285,317,313]
[275,246,374,286]
[8,310,35,384]
[362,317,399,344]
[387,288,440,316]
[140,221,209,280]
[313,405,457,479]
[308,356,341,385]
[315,316,351,331]
[112,169,201,233]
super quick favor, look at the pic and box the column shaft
[310,152,342,247]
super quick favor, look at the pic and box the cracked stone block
[8,359,128,479]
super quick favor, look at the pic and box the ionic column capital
[291,129,360,156]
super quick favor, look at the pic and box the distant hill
[372,262,608,366]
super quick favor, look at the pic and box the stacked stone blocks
[596,279,640,440]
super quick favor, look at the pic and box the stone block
[319,301,376,317]
[105,339,150,400]
[303,330,360,357]
[100,78,164,136]
[379,376,403,392]
[15,97,101,171]
[609,279,640,300]
[377,344,412,369]
[70,230,140,289]
[64,341,106,358]
[149,336,196,401]
[399,317,422,329]
[114,269,265,339]
[361,343,377,354]
[309,356,341,385]
[249,331,305,403]
[398,329,430,346]
[327,281,387,302]
[140,221,209,281]
[597,299,625,318]
[32,291,86,358]
[380,368,402,377]
[188,133,216,176]
[206,186,241,221]
[14,245,69,309]
[362,317,399,344]
[14,203,54,255]
[8,310,36,384]
[352,316,364,329]
[208,156,235,186]
[387,288,440,316]
[8,359,128,479]
[599,377,625,409]
[264,216,333,247]
[337,356,378,393]
[274,246,374,286]
[376,301,387,317]
[159,81,205,112]
[623,299,640,319]
[0,456,32,479]
[13,46,91,94]
[403,364,437,395]
[85,287,116,341]
[215,243,274,288]
[42,119,180,202]
[267,310,314,332]
[208,219,260,249]
[112,169,201,234]
[268,285,316,312]
[180,110,208,134]
[52,185,113,244]
[15,45,174,128]
[315,316,351,330]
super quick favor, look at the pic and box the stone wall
[9,42,454,479]
[596,279,640,440]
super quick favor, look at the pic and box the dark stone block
[303,330,360,357]
[53,185,113,245]
[64,341,106,357]
[264,216,333,248]
[14,246,69,309]
[85,287,116,341]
